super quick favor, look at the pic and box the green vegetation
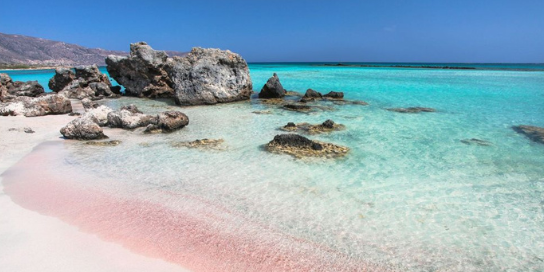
[0,63,52,70]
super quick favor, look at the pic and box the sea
[2,63,544,271]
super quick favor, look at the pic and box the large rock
[145,111,189,133]
[0,73,45,101]
[258,73,286,98]
[107,104,157,129]
[60,113,107,140]
[106,42,253,105]
[50,65,118,100]
[265,134,349,158]
[513,125,544,144]
[0,94,72,117]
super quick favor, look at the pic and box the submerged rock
[258,73,286,99]
[106,42,252,105]
[85,140,122,146]
[460,138,492,146]
[251,110,273,115]
[282,104,312,112]
[281,119,345,134]
[172,138,225,149]
[387,107,436,113]
[0,94,72,117]
[266,134,349,159]
[513,125,544,144]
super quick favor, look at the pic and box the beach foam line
[2,141,385,272]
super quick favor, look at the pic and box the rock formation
[281,119,345,134]
[106,42,253,105]
[0,94,72,117]
[60,113,108,140]
[513,125,544,144]
[48,65,120,100]
[323,91,344,99]
[265,134,349,159]
[0,73,45,102]
[258,73,286,99]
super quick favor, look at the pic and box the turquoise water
[3,64,544,271]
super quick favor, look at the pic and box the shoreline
[0,101,191,272]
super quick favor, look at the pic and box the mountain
[0,32,186,67]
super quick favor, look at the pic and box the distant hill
[0,32,187,67]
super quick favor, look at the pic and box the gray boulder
[0,94,72,117]
[144,111,189,133]
[60,113,107,140]
[107,104,157,129]
[50,65,118,100]
[48,68,75,92]
[106,42,253,105]
[0,73,45,101]
[258,73,286,99]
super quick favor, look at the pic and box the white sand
[0,103,190,272]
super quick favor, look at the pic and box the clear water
[3,64,544,271]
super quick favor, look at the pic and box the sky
[1,0,543,63]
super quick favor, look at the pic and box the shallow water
[3,65,544,271]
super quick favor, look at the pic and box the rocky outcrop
[281,119,345,134]
[60,113,108,140]
[107,105,157,129]
[0,73,45,101]
[387,107,436,113]
[323,91,344,99]
[513,125,544,144]
[106,42,252,105]
[259,73,286,99]
[300,89,322,102]
[265,134,349,159]
[144,111,189,133]
[49,65,120,100]
[0,94,72,117]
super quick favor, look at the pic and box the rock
[144,111,189,133]
[280,120,345,134]
[85,140,122,146]
[387,107,436,113]
[460,138,492,146]
[172,139,225,149]
[323,91,344,99]
[52,65,117,100]
[259,73,286,99]
[331,100,369,106]
[266,134,349,158]
[282,104,312,112]
[106,42,173,98]
[251,110,273,115]
[110,86,122,94]
[107,42,252,105]
[60,114,108,140]
[304,89,323,99]
[513,125,544,144]
[8,81,45,97]
[48,68,75,92]
[24,127,35,133]
[86,105,113,126]
[107,104,157,129]
[69,112,81,116]
[0,94,72,117]
[81,98,99,110]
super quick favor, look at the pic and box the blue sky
[1,0,543,62]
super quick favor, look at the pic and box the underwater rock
[280,119,345,134]
[0,94,72,117]
[85,140,122,146]
[259,73,286,99]
[266,134,349,158]
[387,107,436,113]
[331,100,369,106]
[282,104,312,112]
[172,138,225,149]
[460,138,492,146]
[251,110,273,115]
[513,125,544,144]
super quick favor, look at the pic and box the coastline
[0,100,191,272]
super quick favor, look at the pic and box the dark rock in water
[282,104,312,112]
[107,42,252,105]
[50,65,117,100]
[48,68,75,92]
[85,140,121,146]
[145,111,189,133]
[266,134,349,158]
[332,100,369,106]
[60,114,108,140]
[259,73,286,99]
[387,107,436,113]
[251,110,272,115]
[172,138,225,149]
[323,91,344,99]
[280,120,345,134]
[513,125,544,144]
[460,138,492,146]
[304,89,323,99]
[0,94,72,117]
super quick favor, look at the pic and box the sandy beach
[0,101,190,272]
